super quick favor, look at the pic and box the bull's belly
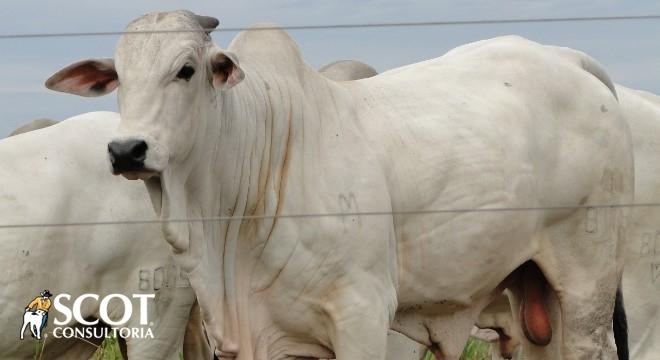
[394,203,540,307]
[380,195,539,353]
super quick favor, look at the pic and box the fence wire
[1,14,659,39]
[0,202,656,229]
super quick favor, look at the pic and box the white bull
[46,10,632,360]
[0,114,211,359]
[474,86,660,360]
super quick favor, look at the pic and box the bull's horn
[194,14,220,33]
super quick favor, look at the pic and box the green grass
[424,337,493,360]
[34,333,492,359]
[459,337,493,360]
[33,338,45,360]
[89,334,123,360]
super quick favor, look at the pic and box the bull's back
[368,35,626,203]
[347,36,631,301]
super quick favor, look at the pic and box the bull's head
[45,10,244,181]
[45,12,250,357]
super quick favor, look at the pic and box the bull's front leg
[183,300,214,360]
[327,290,391,360]
[124,286,198,360]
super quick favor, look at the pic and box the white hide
[8,119,59,137]
[321,61,429,360]
[47,11,633,360]
[318,60,378,81]
[619,86,660,360]
[0,113,209,359]
[474,85,660,360]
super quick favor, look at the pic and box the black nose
[108,140,148,174]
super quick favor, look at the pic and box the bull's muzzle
[108,139,148,175]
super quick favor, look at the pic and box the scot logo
[19,290,155,340]
[20,289,52,340]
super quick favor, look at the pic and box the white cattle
[20,309,46,340]
[46,10,632,360]
[0,113,211,359]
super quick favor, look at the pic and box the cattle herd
[1,9,658,360]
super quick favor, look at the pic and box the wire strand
[1,14,659,40]
[0,201,654,229]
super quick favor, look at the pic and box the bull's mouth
[116,169,159,181]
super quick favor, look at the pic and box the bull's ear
[209,50,244,90]
[45,58,118,97]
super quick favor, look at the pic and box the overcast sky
[1,0,659,136]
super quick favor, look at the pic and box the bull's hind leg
[543,271,619,360]
[530,207,624,360]
[424,298,493,360]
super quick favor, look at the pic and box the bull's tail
[613,286,628,360]
[548,45,618,100]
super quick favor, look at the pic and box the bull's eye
[176,65,195,81]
